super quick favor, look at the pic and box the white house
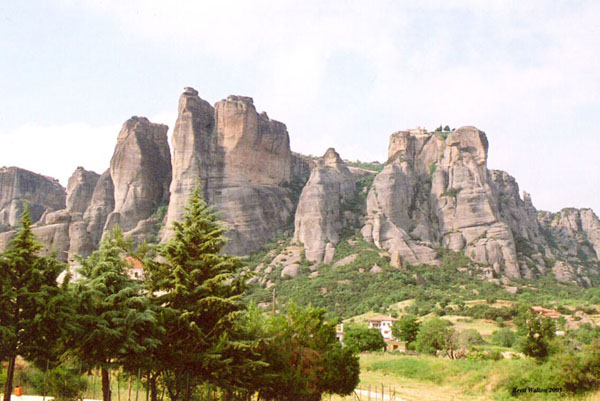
[367,316,398,340]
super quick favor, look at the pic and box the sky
[1,1,599,214]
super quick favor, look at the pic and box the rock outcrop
[163,89,306,254]
[0,166,66,230]
[362,127,520,277]
[83,169,115,244]
[294,148,356,263]
[105,116,171,236]
[66,167,99,214]
[1,89,599,287]
[163,87,215,236]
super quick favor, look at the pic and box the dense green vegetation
[245,233,600,321]
[342,326,386,353]
[1,190,360,401]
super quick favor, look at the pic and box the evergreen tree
[0,207,67,401]
[70,228,159,401]
[144,186,254,400]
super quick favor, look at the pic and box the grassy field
[329,353,600,401]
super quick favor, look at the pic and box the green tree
[0,207,68,401]
[249,303,359,401]
[415,318,455,355]
[392,315,420,344]
[516,309,556,359]
[144,186,255,400]
[343,326,386,353]
[69,229,159,401]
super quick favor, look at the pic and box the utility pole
[272,288,277,315]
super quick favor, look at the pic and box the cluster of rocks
[1,88,599,286]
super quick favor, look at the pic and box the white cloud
[0,122,120,185]
[18,1,600,215]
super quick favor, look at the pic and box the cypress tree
[70,228,159,401]
[0,207,67,401]
[145,186,253,399]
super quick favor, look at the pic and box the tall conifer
[70,228,159,401]
[0,207,67,401]
[145,186,254,399]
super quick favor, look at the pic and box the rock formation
[83,169,115,244]
[0,166,66,230]
[104,116,171,236]
[294,148,356,263]
[66,167,99,214]
[361,127,520,278]
[163,89,307,255]
[1,89,599,286]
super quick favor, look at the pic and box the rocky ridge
[0,88,598,287]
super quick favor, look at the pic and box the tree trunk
[149,374,158,401]
[102,366,112,401]
[3,355,16,401]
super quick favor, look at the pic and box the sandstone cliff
[0,166,66,230]
[294,148,357,263]
[358,127,599,285]
[1,89,599,287]
[163,89,307,255]
[104,116,171,237]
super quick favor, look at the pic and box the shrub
[491,329,517,348]
[29,367,88,401]
[456,329,484,350]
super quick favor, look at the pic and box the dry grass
[440,315,505,337]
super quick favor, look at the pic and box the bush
[456,329,484,350]
[491,329,517,348]
[29,367,88,401]
[573,323,600,345]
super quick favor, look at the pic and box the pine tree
[70,228,159,401]
[145,186,253,400]
[0,207,67,401]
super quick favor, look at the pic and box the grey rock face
[163,88,303,255]
[363,127,520,277]
[106,116,171,233]
[0,166,66,229]
[162,88,215,239]
[293,148,356,263]
[536,208,600,281]
[83,169,115,244]
[66,167,100,214]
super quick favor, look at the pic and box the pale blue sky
[1,1,599,214]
